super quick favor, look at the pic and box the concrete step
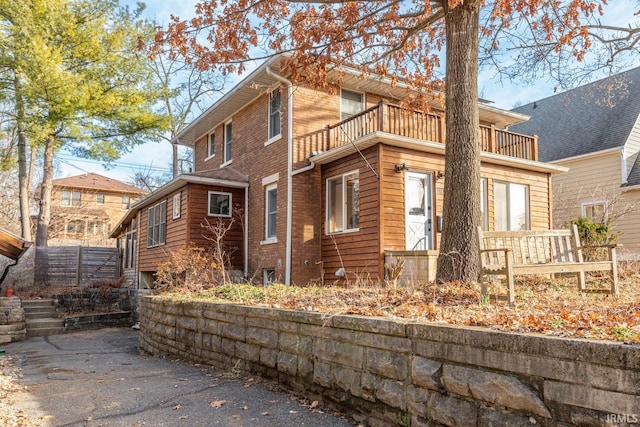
[25,311,59,320]
[21,299,57,309]
[26,318,65,329]
[27,327,65,338]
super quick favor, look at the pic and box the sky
[57,0,640,183]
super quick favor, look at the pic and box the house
[510,67,640,258]
[45,173,146,247]
[111,56,566,288]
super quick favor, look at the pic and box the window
[66,220,84,235]
[208,191,231,217]
[224,121,232,163]
[340,89,364,121]
[480,178,488,230]
[582,201,606,222]
[265,183,277,240]
[268,89,281,140]
[122,195,131,210]
[124,218,137,269]
[263,269,276,285]
[207,132,215,158]
[327,170,360,233]
[173,193,181,219]
[61,191,71,206]
[88,221,105,235]
[72,191,81,206]
[96,193,105,205]
[147,201,167,247]
[494,181,529,231]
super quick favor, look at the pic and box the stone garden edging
[139,296,639,426]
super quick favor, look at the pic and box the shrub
[570,216,620,261]
[154,246,221,293]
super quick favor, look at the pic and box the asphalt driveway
[3,328,353,427]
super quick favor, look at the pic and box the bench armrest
[576,244,620,250]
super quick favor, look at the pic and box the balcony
[299,100,538,162]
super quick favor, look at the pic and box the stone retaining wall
[139,296,640,426]
[64,311,133,332]
[0,297,26,343]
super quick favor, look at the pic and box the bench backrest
[477,225,583,266]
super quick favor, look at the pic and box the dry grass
[168,269,640,343]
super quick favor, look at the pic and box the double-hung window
[265,183,277,240]
[122,195,131,210]
[326,170,360,233]
[61,191,71,206]
[582,201,606,222]
[268,90,281,140]
[224,121,232,163]
[494,181,529,231]
[147,201,167,247]
[340,89,364,121]
[208,191,231,217]
[96,193,105,205]
[207,132,216,158]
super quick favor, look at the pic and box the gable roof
[510,67,640,162]
[52,173,146,195]
[174,55,531,148]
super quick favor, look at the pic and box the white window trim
[267,88,282,143]
[263,182,278,243]
[326,169,360,235]
[262,173,279,186]
[172,192,181,219]
[223,120,232,164]
[340,88,366,121]
[205,131,216,161]
[581,200,607,220]
[208,191,232,218]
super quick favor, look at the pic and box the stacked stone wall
[140,297,640,426]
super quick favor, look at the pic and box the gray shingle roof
[626,154,640,187]
[510,67,640,162]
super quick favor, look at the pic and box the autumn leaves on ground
[179,267,640,344]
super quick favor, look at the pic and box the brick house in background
[111,55,566,288]
[44,173,146,247]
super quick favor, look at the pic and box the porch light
[395,163,409,173]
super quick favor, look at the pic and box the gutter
[266,66,293,285]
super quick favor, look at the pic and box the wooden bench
[477,225,619,305]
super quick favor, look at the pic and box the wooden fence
[34,246,120,287]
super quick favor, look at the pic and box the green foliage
[0,0,169,159]
[571,216,619,246]
[571,216,620,261]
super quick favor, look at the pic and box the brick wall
[140,297,640,426]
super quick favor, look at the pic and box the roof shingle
[52,173,146,195]
[510,67,640,162]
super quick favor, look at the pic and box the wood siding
[321,147,381,283]
[554,151,640,256]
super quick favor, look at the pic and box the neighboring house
[511,67,640,258]
[111,55,565,288]
[44,173,146,247]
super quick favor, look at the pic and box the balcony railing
[299,100,538,162]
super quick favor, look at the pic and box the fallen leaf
[180,415,189,420]
[289,410,298,414]
[262,412,271,416]
[310,400,319,408]
[173,404,182,410]
[242,405,249,411]
[211,400,227,408]
[130,387,141,391]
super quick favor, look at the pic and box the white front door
[405,172,432,250]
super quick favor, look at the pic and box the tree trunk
[16,78,32,242]
[172,141,179,178]
[35,135,55,247]
[435,2,481,283]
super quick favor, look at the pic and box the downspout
[266,66,293,285]
[244,189,249,278]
